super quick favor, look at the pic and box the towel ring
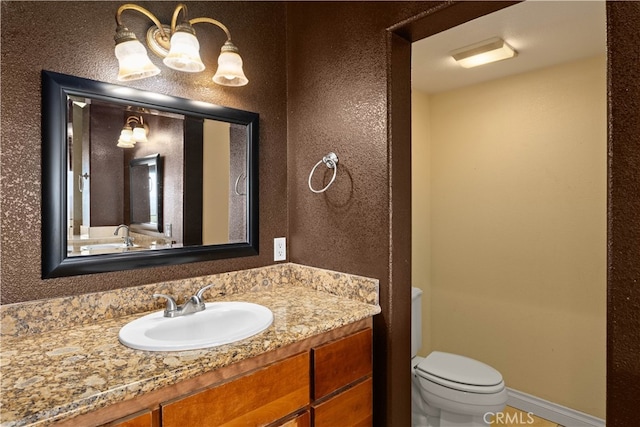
[78,173,89,193]
[308,152,339,193]
[234,172,246,196]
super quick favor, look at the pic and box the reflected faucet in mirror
[114,224,134,247]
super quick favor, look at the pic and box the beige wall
[412,90,431,354]
[202,120,231,245]
[412,55,606,418]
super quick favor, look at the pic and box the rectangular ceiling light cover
[450,37,517,68]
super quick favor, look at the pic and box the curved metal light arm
[170,3,189,34]
[115,3,169,40]
[189,17,232,41]
[115,4,233,43]
[125,115,144,127]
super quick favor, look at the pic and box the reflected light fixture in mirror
[450,37,517,68]
[114,3,248,86]
[117,115,149,148]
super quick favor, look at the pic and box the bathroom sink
[119,302,273,351]
[80,243,138,250]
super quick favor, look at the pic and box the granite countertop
[0,264,380,427]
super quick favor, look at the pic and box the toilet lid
[415,351,504,392]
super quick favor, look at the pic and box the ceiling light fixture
[114,3,248,86]
[117,115,149,148]
[450,37,517,69]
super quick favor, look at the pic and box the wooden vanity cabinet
[310,328,373,427]
[158,328,373,427]
[82,321,373,427]
[161,352,309,427]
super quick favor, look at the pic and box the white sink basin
[119,302,273,351]
[80,243,138,250]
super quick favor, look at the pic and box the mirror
[42,70,259,278]
[129,154,162,232]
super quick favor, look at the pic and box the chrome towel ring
[78,172,90,193]
[234,172,246,196]
[308,152,339,193]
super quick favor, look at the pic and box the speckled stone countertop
[0,263,380,426]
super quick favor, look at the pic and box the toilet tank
[411,287,423,358]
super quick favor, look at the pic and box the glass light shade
[163,31,205,72]
[115,40,161,81]
[117,127,135,148]
[212,50,248,87]
[132,126,148,143]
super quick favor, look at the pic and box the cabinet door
[161,352,310,427]
[312,328,372,399]
[312,378,372,427]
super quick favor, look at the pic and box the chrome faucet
[113,224,134,247]
[153,284,216,318]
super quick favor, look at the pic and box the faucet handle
[195,283,216,302]
[153,293,178,314]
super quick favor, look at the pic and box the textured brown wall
[89,102,125,226]
[2,1,639,425]
[287,1,640,426]
[286,2,439,425]
[0,1,287,303]
[606,2,640,425]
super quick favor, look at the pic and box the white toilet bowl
[411,288,508,426]
[412,352,508,426]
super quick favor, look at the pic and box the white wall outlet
[274,237,286,261]
[164,223,172,238]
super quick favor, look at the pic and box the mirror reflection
[129,153,162,232]
[42,71,259,278]
[65,96,248,257]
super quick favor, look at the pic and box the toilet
[411,287,508,426]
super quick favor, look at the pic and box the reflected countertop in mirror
[66,226,176,257]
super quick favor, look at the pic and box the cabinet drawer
[312,378,372,427]
[312,328,372,399]
[162,352,310,427]
[104,409,156,427]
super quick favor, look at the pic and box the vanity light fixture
[117,115,148,148]
[114,3,248,86]
[450,37,517,69]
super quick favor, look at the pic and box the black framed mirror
[42,70,259,278]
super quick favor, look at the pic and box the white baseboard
[507,388,605,427]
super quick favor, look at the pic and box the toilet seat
[415,351,505,394]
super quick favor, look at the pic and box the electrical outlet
[164,223,172,238]
[274,237,286,261]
